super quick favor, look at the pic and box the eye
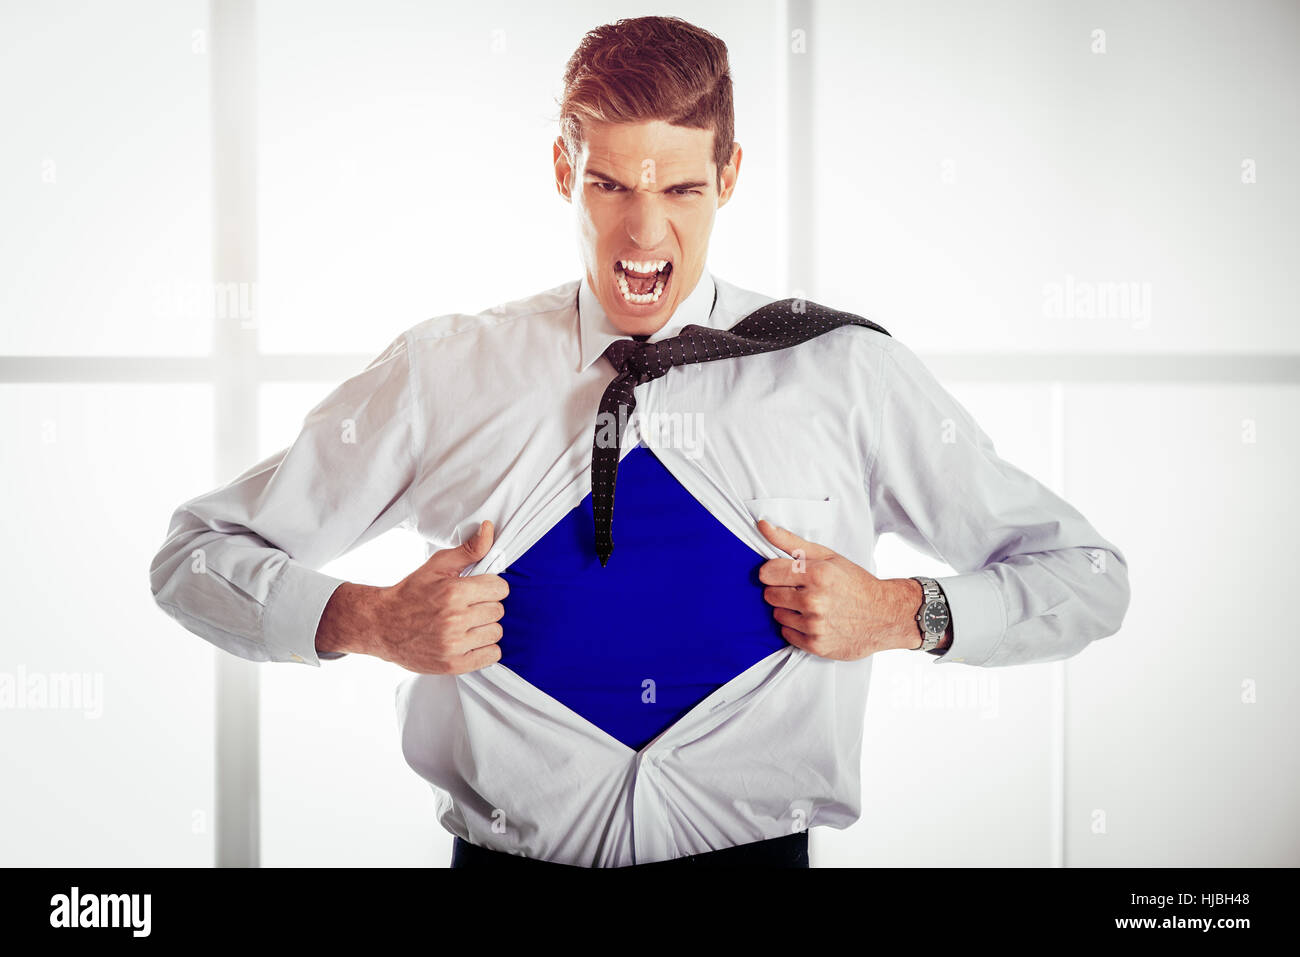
[593,182,622,192]
[672,188,701,196]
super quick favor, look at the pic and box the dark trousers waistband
[451,831,809,869]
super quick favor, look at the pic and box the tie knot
[601,337,656,382]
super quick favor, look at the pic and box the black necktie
[591,298,891,565]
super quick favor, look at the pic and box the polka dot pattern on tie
[590,298,892,565]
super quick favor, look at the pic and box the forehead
[579,119,714,176]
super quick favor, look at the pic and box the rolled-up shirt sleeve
[865,337,1130,667]
[149,331,421,666]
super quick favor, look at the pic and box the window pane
[0,384,215,865]
[257,383,443,866]
[1065,383,1299,865]
[811,0,1300,353]
[0,1,212,355]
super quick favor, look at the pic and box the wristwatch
[910,577,950,654]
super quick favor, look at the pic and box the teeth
[618,259,669,275]
[616,270,668,305]
[614,259,670,304]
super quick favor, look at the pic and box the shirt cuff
[262,560,348,667]
[930,570,1007,666]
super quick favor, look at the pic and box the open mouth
[613,258,673,306]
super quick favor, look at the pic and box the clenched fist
[315,519,509,675]
[756,518,928,660]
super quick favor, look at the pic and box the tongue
[625,269,659,295]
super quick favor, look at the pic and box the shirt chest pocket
[742,496,836,546]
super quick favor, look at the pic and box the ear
[717,140,742,208]
[553,135,574,203]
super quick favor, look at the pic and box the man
[150,16,1130,868]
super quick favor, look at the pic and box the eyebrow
[584,167,711,191]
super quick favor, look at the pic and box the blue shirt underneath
[498,442,788,751]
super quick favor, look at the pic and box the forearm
[943,545,1127,666]
[151,502,348,665]
[315,582,387,657]
[868,338,1129,667]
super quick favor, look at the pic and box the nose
[624,191,669,250]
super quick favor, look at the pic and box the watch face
[923,601,950,632]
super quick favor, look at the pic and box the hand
[318,519,509,674]
[756,518,922,660]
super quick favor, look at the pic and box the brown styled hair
[557,16,735,191]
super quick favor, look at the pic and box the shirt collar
[577,267,719,373]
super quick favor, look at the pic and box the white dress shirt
[150,267,1130,866]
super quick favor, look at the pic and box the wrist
[315,582,385,657]
[893,577,925,651]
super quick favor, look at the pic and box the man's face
[554,119,741,336]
